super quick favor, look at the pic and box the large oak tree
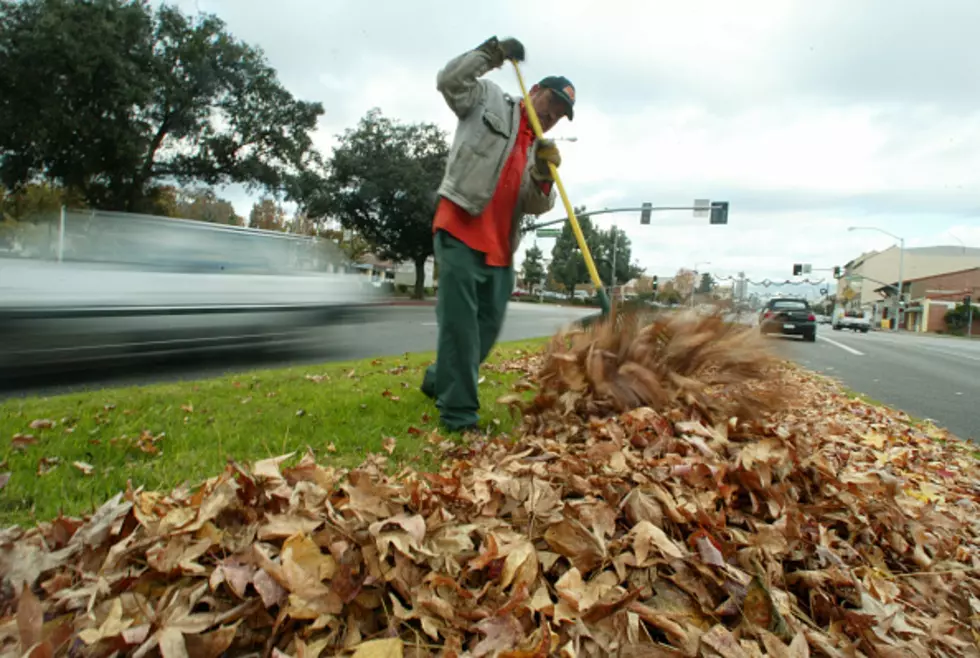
[316,109,449,299]
[0,0,324,213]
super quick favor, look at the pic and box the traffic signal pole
[524,204,729,232]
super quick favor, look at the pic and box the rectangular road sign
[694,199,711,218]
[536,228,561,238]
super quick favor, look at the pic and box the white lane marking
[421,322,438,326]
[918,346,980,363]
[818,335,865,356]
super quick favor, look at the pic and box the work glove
[530,139,561,182]
[477,36,525,68]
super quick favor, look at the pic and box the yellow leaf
[351,638,403,658]
[861,432,888,450]
[78,598,133,645]
[631,520,685,563]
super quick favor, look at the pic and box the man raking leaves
[421,36,575,433]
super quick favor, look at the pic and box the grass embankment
[0,338,547,526]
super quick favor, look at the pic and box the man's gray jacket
[435,44,557,256]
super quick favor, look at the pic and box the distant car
[833,310,870,333]
[759,298,817,342]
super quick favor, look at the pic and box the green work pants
[422,230,514,430]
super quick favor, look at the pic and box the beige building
[838,245,980,313]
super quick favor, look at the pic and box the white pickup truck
[832,309,870,333]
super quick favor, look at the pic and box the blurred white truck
[832,308,870,333]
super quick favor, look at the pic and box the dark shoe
[420,365,437,400]
[441,422,487,437]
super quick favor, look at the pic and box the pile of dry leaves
[2,310,979,657]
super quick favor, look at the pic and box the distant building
[874,267,980,335]
[354,254,436,289]
[838,245,980,324]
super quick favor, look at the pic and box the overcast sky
[170,0,980,282]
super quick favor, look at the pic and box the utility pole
[692,261,710,309]
[610,222,618,302]
[968,295,974,338]
[896,238,905,330]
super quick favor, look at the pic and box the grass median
[0,338,548,526]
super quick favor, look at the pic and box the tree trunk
[127,115,171,212]
[413,255,428,300]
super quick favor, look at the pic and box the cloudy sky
[170,0,980,284]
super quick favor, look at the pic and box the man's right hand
[497,38,525,63]
[478,36,525,68]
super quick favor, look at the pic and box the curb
[375,299,437,307]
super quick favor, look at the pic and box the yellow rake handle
[511,59,610,314]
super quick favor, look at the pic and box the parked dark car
[759,298,817,342]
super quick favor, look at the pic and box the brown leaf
[182,625,237,658]
[72,461,95,476]
[17,587,44,652]
[701,624,750,658]
[473,615,523,657]
[544,518,605,573]
[253,452,295,480]
[252,568,286,608]
[257,514,323,540]
[500,540,539,591]
[622,488,663,526]
[695,534,726,568]
[382,436,396,454]
[631,520,685,563]
[742,577,773,628]
[12,433,37,450]
[29,419,55,430]
[36,456,59,476]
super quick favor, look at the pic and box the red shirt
[433,105,545,268]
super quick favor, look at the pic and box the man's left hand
[531,139,561,182]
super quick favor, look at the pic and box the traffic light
[709,201,729,225]
[652,275,659,293]
[640,202,652,225]
[833,266,841,279]
[792,263,803,276]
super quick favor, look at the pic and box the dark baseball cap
[538,75,575,121]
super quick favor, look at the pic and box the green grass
[0,338,547,526]
[842,387,887,409]
[841,387,941,436]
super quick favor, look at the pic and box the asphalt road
[768,326,979,441]
[0,303,596,399]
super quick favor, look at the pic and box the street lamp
[692,261,711,308]
[848,226,905,331]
